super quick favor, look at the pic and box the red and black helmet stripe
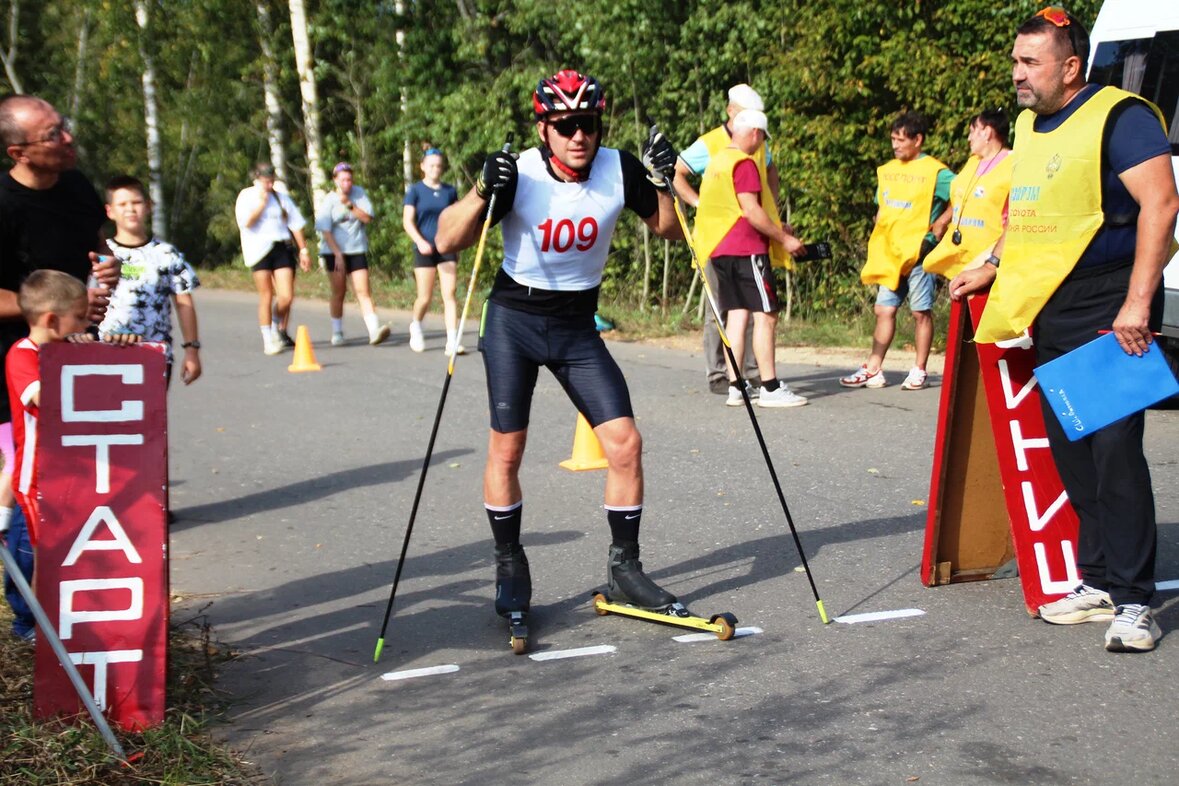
[533,69,606,118]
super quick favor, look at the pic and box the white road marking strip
[380,664,460,681]
[1156,579,1179,592]
[674,626,763,643]
[528,645,616,662]
[835,609,926,624]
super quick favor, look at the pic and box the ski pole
[661,146,829,624]
[0,541,128,760]
[374,141,512,662]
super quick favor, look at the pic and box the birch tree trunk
[69,8,90,126]
[134,0,167,239]
[0,0,22,93]
[397,0,411,191]
[288,0,327,204]
[255,0,287,183]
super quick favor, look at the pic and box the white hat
[733,109,771,138]
[727,83,765,112]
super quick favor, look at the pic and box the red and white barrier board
[33,343,168,730]
[965,296,1080,611]
[922,295,1078,614]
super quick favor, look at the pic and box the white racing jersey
[500,147,626,291]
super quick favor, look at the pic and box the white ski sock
[363,313,380,335]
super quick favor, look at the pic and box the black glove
[640,126,677,191]
[475,150,518,199]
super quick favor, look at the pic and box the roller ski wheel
[506,611,529,655]
[592,592,739,641]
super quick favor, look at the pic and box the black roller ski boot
[494,543,531,654]
[594,543,739,639]
[605,542,686,616]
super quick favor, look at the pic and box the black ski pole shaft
[374,141,511,662]
[662,159,830,624]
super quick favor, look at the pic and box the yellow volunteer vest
[923,152,1014,278]
[694,145,792,270]
[974,87,1166,343]
[861,155,948,290]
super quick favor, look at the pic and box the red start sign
[965,296,1081,610]
[922,295,1079,615]
[33,343,168,730]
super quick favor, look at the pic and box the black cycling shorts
[250,242,297,273]
[322,253,369,273]
[478,300,633,433]
[413,249,458,268]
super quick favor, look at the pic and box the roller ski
[591,543,738,641]
[495,543,532,655]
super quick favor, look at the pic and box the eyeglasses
[548,114,600,138]
[20,116,71,146]
[1034,6,1079,57]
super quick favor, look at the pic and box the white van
[1088,0,1179,344]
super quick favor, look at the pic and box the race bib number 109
[537,216,598,253]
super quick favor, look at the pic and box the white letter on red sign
[998,359,1038,410]
[60,365,144,423]
[62,506,143,566]
[68,649,143,710]
[1021,481,1070,533]
[1034,540,1081,595]
[1009,420,1052,472]
[58,578,144,639]
[60,434,146,493]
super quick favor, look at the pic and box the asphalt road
[168,290,1179,786]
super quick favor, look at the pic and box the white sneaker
[1038,584,1115,625]
[408,321,425,352]
[263,337,284,356]
[1105,603,1162,652]
[369,324,391,346]
[445,341,466,356]
[726,385,745,407]
[331,331,346,346]
[757,385,808,408]
[900,367,928,390]
[840,365,886,388]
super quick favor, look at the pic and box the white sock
[410,319,422,333]
[363,313,379,334]
[271,321,282,336]
[260,325,273,345]
[446,329,457,346]
[332,318,343,334]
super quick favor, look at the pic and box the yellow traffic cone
[288,325,322,372]
[559,413,609,471]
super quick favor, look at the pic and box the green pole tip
[373,638,385,663]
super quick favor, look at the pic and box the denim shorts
[876,262,934,311]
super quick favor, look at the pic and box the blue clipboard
[1034,333,1179,441]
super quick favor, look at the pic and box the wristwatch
[182,340,201,349]
[984,254,1000,269]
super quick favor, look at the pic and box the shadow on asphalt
[171,450,473,529]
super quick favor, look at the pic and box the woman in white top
[234,162,312,355]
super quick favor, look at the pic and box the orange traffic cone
[288,325,322,372]
[559,413,609,471]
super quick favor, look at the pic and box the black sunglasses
[548,114,601,138]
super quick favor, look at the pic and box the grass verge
[0,603,267,785]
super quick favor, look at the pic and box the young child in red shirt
[6,270,92,545]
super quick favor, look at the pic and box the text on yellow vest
[861,155,948,291]
[923,153,1014,278]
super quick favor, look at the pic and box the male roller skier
[435,69,684,626]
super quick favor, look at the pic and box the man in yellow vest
[694,109,807,408]
[923,109,1013,281]
[840,112,952,391]
[674,84,777,395]
[951,7,1179,652]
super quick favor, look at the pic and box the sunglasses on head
[1035,6,1079,56]
[548,114,601,138]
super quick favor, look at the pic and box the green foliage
[7,0,1100,316]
